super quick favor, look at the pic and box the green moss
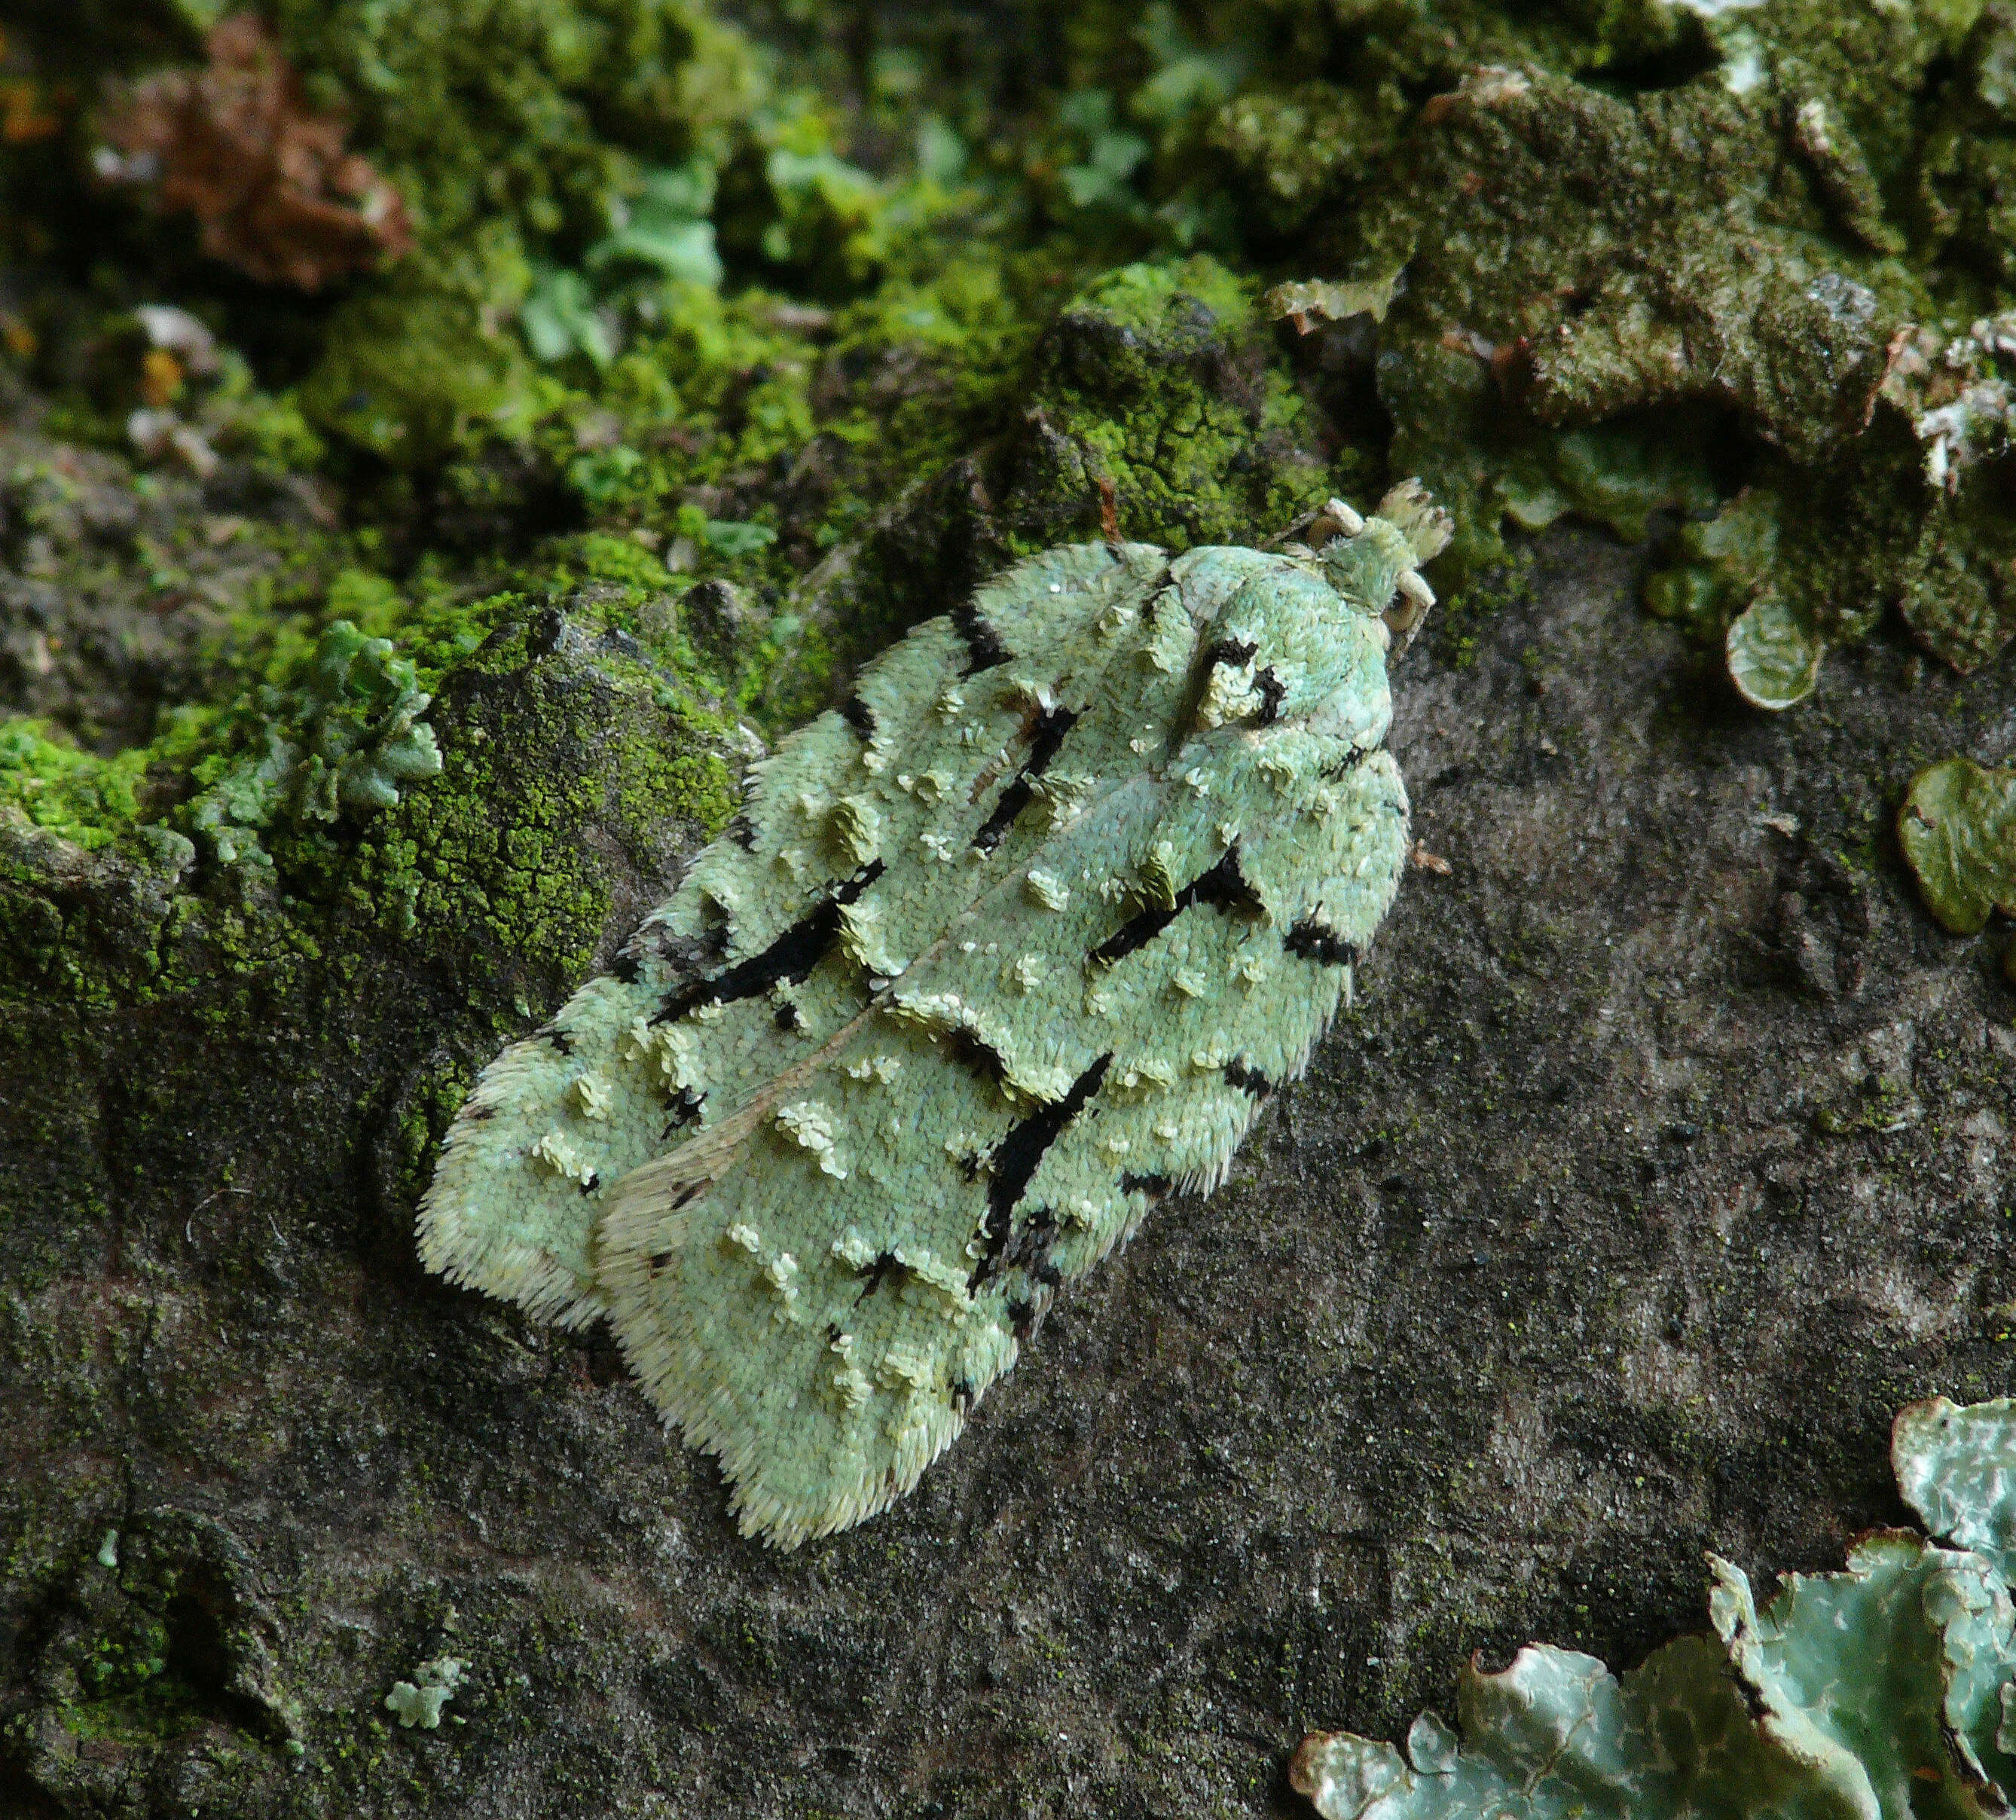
[62,1605,211,1748]
[1019,255,1333,551]
[299,289,552,469]
[20,0,2016,719]
[266,0,760,460]
[0,722,148,848]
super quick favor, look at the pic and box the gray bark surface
[5,528,2011,1819]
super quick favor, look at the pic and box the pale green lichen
[1898,756,2016,938]
[187,619,442,867]
[384,1655,467,1730]
[1724,595,1823,712]
[1293,1394,2016,1820]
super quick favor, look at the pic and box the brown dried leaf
[97,13,411,292]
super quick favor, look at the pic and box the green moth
[420,484,1452,1547]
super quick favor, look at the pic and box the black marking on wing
[1285,918,1358,966]
[968,1053,1113,1289]
[1092,844,1265,966]
[951,1377,975,1411]
[1190,844,1266,917]
[537,1026,573,1055]
[618,924,730,988]
[1224,1057,1273,1098]
[838,693,876,738]
[973,785,1032,857]
[951,598,1011,676]
[774,1001,804,1032]
[854,1249,904,1303]
[727,813,758,850]
[945,1026,1011,1089]
[972,1205,1061,1294]
[1321,745,1370,777]
[579,1171,600,1196]
[1121,1171,1172,1198]
[1253,666,1287,725]
[654,861,886,1022]
[1200,636,1258,671]
[463,1104,496,1122]
[649,1249,673,1273]
[973,703,1080,853]
[660,1087,705,1140]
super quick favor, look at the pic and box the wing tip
[597,1205,985,1551]
[417,1193,608,1329]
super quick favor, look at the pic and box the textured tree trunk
[7,519,2008,1819]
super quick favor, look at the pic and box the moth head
[1311,481,1453,659]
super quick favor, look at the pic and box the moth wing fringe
[729,1390,979,1547]
[595,1095,983,1549]
[417,1034,608,1330]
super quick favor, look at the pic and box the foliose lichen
[1292,1395,2016,1820]
[186,617,441,867]
[384,1655,466,1730]
[1898,756,2016,983]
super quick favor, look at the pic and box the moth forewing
[420,490,1447,1546]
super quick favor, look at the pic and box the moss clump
[1012,255,1333,552]
[1344,56,1926,566]
[0,721,149,848]
[326,601,737,973]
[268,0,759,465]
[1228,0,2016,694]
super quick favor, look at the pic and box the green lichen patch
[1894,1397,2016,1583]
[8,1505,303,1810]
[0,410,350,750]
[1293,1395,2016,1820]
[1724,596,1823,713]
[1898,756,2016,936]
[751,251,1373,722]
[385,1656,466,1730]
[186,618,441,868]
